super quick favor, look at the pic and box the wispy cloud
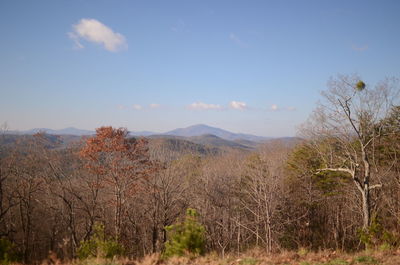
[229,101,247,110]
[149,103,161,109]
[229,33,246,47]
[188,102,222,110]
[270,104,279,111]
[68,18,127,52]
[268,104,296,111]
[132,104,143,110]
[68,32,84,49]
[351,44,368,52]
[118,104,160,111]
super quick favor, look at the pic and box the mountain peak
[165,124,268,142]
[190,124,214,128]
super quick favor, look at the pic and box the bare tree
[239,142,287,253]
[199,152,242,257]
[302,74,399,230]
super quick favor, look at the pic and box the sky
[1,0,400,137]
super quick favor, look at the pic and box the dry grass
[11,248,400,265]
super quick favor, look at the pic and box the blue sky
[1,0,399,136]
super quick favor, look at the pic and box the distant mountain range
[164,124,270,142]
[10,124,272,142]
[17,127,94,136]
[3,125,301,153]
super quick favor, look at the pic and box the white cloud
[229,101,247,110]
[132,104,143,110]
[69,18,127,52]
[270,104,279,111]
[188,102,222,110]
[149,103,161,109]
[68,32,84,49]
[117,104,126,110]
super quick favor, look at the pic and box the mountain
[0,134,81,150]
[148,137,221,161]
[165,124,270,142]
[13,127,158,137]
[10,124,273,143]
[129,131,158,137]
[187,134,253,150]
[2,126,299,156]
[16,127,94,136]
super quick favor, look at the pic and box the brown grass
[11,248,400,265]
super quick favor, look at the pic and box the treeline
[0,75,399,263]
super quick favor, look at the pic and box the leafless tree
[302,74,399,230]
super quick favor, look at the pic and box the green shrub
[0,237,20,264]
[354,255,378,264]
[378,242,392,251]
[77,223,124,260]
[358,216,399,249]
[163,208,206,258]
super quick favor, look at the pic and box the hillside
[165,124,270,142]
[187,134,254,150]
[148,136,221,161]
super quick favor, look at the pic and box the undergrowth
[10,248,400,265]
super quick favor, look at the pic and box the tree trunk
[361,144,371,230]
[361,189,370,230]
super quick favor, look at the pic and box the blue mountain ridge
[11,124,273,142]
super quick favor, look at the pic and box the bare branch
[369,184,382,190]
[316,167,355,177]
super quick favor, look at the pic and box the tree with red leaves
[79,126,153,241]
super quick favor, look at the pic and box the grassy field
[27,248,400,265]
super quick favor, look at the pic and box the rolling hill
[165,124,270,142]
[187,134,253,150]
[4,124,298,151]
[9,124,270,142]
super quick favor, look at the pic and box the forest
[0,75,399,264]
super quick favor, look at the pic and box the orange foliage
[79,126,151,181]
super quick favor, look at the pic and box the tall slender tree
[302,75,399,230]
